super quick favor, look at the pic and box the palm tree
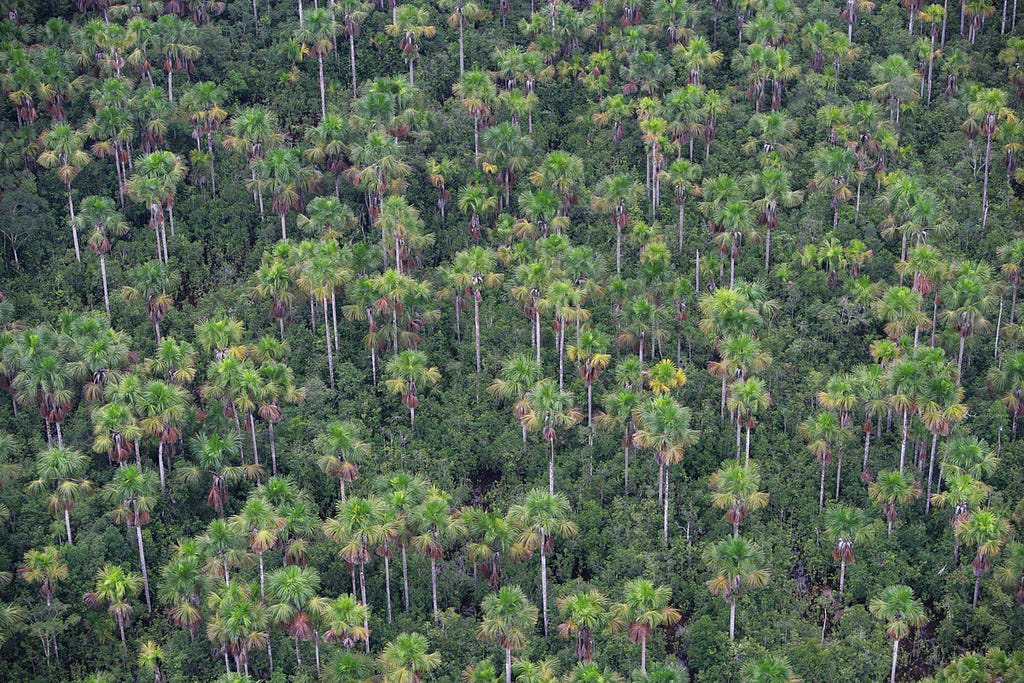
[324,496,384,635]
[557,588,608,664]
[19,545,68,662]
[869,55,921,126]
[710,461,769,538]
[320,593,370,652]
[956,509,1011,608]
[29,446,92,546]
[610,579,680,673]
[37,123,91,261]
[83,564,143,646]
[441,0,485,75]
[489,355,543,446]
[385,350,441,427]
[197,518,247,588]
[661,159,702,257]
[380,473,428,613]
[595,387,641,494]
[822,504,876,594]
[228,494,284,601]
[315,421,369,502]
[410,488,465,620]
[178,432,253,517]
[633,395,699,543]
[741,655,800,683]
[139,379,190,490]
[386,5,436,86]
[727,378,772,463]
[295,8,336,120]
[104,464,158,613]
[137,640,165,683]
[869,585,927,683]
[800,411,850,512]
[267,564,321,668]
[940,261,998,379]
[206,582,269,676]
[591,175,642,274]
[965,88,1013,228]
[121,261,176,342]
[454,71,497,162]
[379,632,441,683]
[251,148,318,241]
[520,379,582,494]
[158,540,210,640]
[333,0,370,96]
[223,107,284,219]
[74,196,128,314]
[479,586,539,683]
[995,541,1024,606]
[809,146,858,231]
[567,330,611,441]
[703,536,770,641]
[869,470,921,538]
[508,488,578,638]
[449,247,503,374]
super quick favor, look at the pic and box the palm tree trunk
[540,544,549,637]
[926,431,938,515]
[640,633,648,673]
[863,428,871,470]
[64,508,73,546]
[430,557,439,620]
[402,545,410,612]
[735,419,742,459]
[207,132,217,198]
[535,311,542,365]
[384,552,393,623]
[899,409,909,473]
[349,32,358,97]
[835,451,843,501]
[100,253,110,314]
[982,133,993,229]
[663,466,670,545]
[268,421,278,475]
[890,638,900,683]
[67,185,80,262]
[136,523,152,613]
[957,333,966,380]
[157,440,166,490]
[259,551,266,601]
[295,636,302,669]
[317,54,327,120]
[745,423,752,464]
[548,438,556,495]
[248,413,260,467]
[505,646,513,683]
[624,442,630,495]
[729,598,737,641]
[819,459,827,512]
[839,558,847,594]
[474,295,482,374]
[323,296,335,389]
[314,630,321,672]
[616,222,622,274]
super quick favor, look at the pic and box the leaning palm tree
[703,536,770,642]
[478,585,539,683]
[83,564,143,646]
[869,585,927,683]
[508,489,578,639]
[609,579,680,674]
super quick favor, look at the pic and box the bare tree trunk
[136,523,152,613]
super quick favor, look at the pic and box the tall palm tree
[104,464,158,613]
[661,159,702,257]
[703,536,770,641]
[869,54,921,126]
[869,585,927,683]
[595,387,641,493]
[450,247,503,374]
[159,539,210,641]
[37,123,91,261]
[223,107,284,219]
[295,8,336,120]
[520,379,582,494]
[379,632,441,683]
[178,432,253,517]
[139,379,190,490]
[869,470,921,538]
[508,488,578,638]
[590,175,642,274]
[610,579,680,673]
[956,509,1011,608]
[557,588,608,664]
[710,461,769,537]
[74,195,128,314]
[83,564,143,646]
[441,0,485,75]
[822,504,876,594]
[266,564,321,668]
[489,355,543,446]
[727,378,772,463]
[29,446,93,546]
[320,593,370,652]
[454,71,497,162]
[995,541,1024,606]
[633,395,699,542]
[386,5,436,86]
[19,545,68,662]
[206,582,268,676]
[333,0,370,96]
[410,488,465,620]
[479,586,539,683]
[567,329,611,441]
[940,261,998,379]
[228,494,284,601]
[385,350,441,427]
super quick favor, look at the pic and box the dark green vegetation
[3,0,1024,680]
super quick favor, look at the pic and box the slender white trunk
[136,523,152,613]
[64,508,73,546]
[890,639,900,683]
[323,296,335,389]
[100,253,110,314]
[67,185,80,261]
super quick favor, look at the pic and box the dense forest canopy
[3,0,1024,680]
